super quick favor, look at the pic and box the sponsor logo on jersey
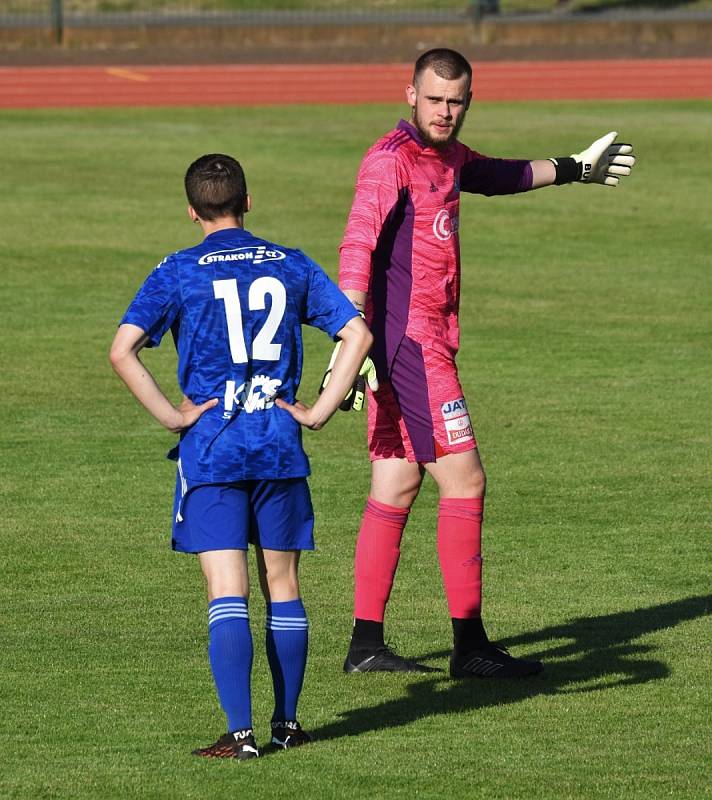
[441,397,473,445]
[429,182,438,193]
[433,209,459,242]
[441,397,468,419]
[199,246,286,267]
[223,375,282,417]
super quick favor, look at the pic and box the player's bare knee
[263,572,300,602]
[459,465,485,498]
[370,476,421,509]
[382,486,419,509]
[439,465,486,499]
[260,554,300,602]
[205,577,250,603]
[471,466,487,498]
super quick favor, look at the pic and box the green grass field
[1,99,710,799]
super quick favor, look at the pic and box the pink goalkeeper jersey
[340,119,533,379]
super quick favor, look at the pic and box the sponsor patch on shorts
[441,397,473,445]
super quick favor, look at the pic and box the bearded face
[406,68,472,150]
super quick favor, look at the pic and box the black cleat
[192,729,260,760]
[270,720,312,749]
[450,642,544,679]
[344,644,442,674]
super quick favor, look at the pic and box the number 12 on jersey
[213,277,286,364]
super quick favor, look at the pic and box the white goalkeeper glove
[549,131,636,187]
[319,339,378,412]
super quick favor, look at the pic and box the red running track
[1,59,711,108]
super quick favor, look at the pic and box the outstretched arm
[109,323,218,433]
[462,132,635,194]
[276,315,373,430]
[535,131,636,189]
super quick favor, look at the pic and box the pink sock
[353,497,409,622]
[437,497,484,619]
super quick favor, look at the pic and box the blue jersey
[121,227,358,483]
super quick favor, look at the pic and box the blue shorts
[172,476,314,554]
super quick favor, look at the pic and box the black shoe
[344,643,442,674]
[270,720,312,749]
[192,729,260,760]
[450,642,543,679]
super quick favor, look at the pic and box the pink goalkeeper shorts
[367,335,477,463]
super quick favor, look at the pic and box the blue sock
[265,599,309,723]
[207,596,253,733]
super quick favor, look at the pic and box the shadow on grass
[299,594,711,746]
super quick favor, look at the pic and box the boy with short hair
[110,153,371,759]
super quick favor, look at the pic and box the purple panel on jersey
[370,190,416,381]
[389,335,435,463]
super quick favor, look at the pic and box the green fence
[1,2,493,48]
[2,0,709,46]
[6,0,699,19]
